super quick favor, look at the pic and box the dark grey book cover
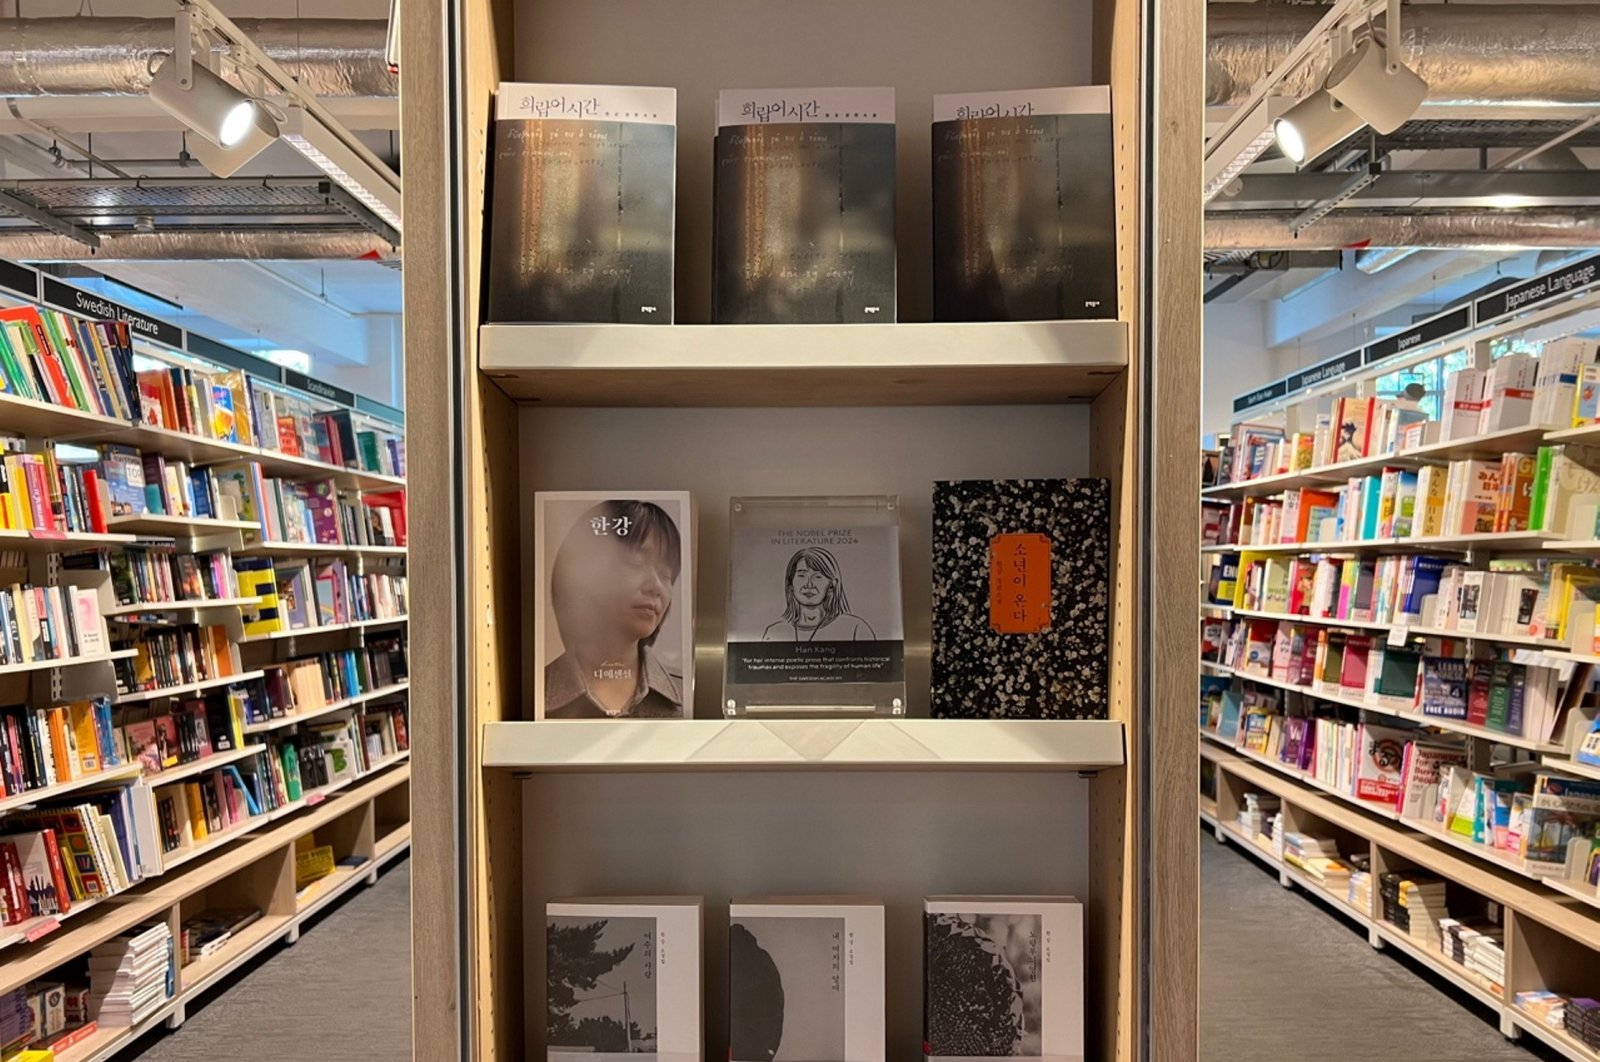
[714,89,896,323]
[488,84,675,324]
[931,478,1110,719]
[932,87,1116,322]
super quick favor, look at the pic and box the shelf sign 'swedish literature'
[931,479,1110,719]
[488,83,677,324]
[729,899,886,1062]
[924,897,1084,1062]
[534,492,694,719]
[713,88,897,323]
[932,87,1116,322]
[723,495,905,717]
[546,898,702,1061]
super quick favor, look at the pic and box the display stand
[402,0,1200,1057]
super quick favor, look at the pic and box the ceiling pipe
[0,18,394,97]
[1205,213,1600,251]
[0,229,396,260]
[1208,3,1600,109]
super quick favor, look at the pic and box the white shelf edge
[482,718,1125,772]
[0,762,143,815]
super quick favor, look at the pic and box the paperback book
[924,896,1083,1061]
[729,898,885,1062]
[487,84,677,323]
[932,87,1116,321]
[713,88,896,323]
[546,898,701,1061]
[533,492,693,720]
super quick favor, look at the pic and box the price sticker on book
[1387,625,1409,648]
[25,917,59,942]
[989,533,1052,634]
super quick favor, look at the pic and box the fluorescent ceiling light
[1274,90,1363,168]
[1204,96,1291,203]
[148,53,277,152]
[279,104,401,231]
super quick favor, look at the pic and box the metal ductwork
[0,229,396,260]
[1206,213,1600,251]
[1208,3,1600,108]
[0,18,394,97]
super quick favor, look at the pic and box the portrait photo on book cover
[546,915,659,1058]
[926,912,1043,1056]
[535,492,692,720]
[730,917,846,1062]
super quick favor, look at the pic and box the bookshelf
[402,0,1202,1056]
[0,262,413,1057]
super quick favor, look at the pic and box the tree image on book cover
[547,916,658,1056]
[931,479,1110,718]
[729,916,847,1061]
[925,912,1041,1055]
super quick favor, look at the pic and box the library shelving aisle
[1200,270,1600,1062]
[402,0,1202,1058]
[0,261,412,1059]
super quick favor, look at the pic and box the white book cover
[718,87,895,128]
[924,896,1083,1062]
[729,899,885,1062]
[1480,352,1537,434]
[1534,338,1593,427]
[546,898,702,1061]
[1441,369,1487,441]
[497,83,676,125]
[533,492,694,720]
[1456,571,1487,632]
[932,86,1109,123]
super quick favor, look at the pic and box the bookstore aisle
[1201,840,1557,1062]
[112,859,411,1062]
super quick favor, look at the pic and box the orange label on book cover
[989,533,1052,633]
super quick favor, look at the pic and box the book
[1354,724,1411,807]
[487,84,677,323]
[931,87,1115,322]
[931,479,1110,719]
[714,88,896,323]
[729,898,885,1062]
[924,896,1082,1061]
[545,898,702,1060]
[532,493,693,720]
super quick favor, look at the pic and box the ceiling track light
[279,105,402,232]
[1274,91,1364,168]
[147,51,278,153]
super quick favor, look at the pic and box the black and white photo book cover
[923,897,1084,1062]
[487,83,676,323]
[546,898,703,1061]
[713,88,897,323]
[534,492,694,719]
[729,899,886,1062]
[930,479,1110,720]
[723,496,906,717]
[932,87,1116,322]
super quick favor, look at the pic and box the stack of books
[1379,871,1448,944]
[1347,869,1372,913]
[1439,918,1505,994]
[87,921,174,1027]
[1238,793,1280,839]
[1566,997,1600,1049]
[1281,831,1351,886]
[1518,990,1569,1029]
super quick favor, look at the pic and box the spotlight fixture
[1324,37,1427,135]
[1273,90,1363,167]
[148,52,278,153]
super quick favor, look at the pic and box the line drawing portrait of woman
[544,499,685,718]
[761,546,876,642]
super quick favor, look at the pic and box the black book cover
[932,87,1116,321]
[931,479,1110,719]
[486,83,676,324]
[714,88,896,323]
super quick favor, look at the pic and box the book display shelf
[401,0,1201,1057]
[1199,273,1600,1062]
[0,263,411,1060]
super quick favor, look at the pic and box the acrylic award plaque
[723,496,906,717]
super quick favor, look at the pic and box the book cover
[931,87,1115,322]
[924,897,1083,1061]
[931,479,1109,719]
[729,899,885,1062]
[1421,657,1468,719]
[546,898,702,1061]
[533,493,693,720]
[715,88,896,323]
[1354,724,1410,807]
[488,84,676,324]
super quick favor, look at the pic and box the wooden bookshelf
[0,529,137,553]
[114,669,267,705]
[0,649,135,676]
[403,0,1201,1056]
[0,762,143,815]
